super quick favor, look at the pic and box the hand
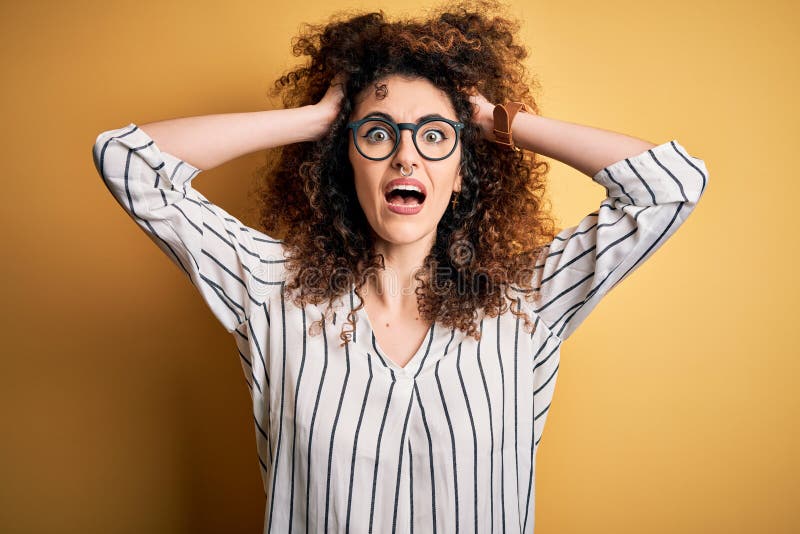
[311,74,346,141]
[467,88,496,141]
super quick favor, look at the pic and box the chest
[260,310,555,499]
[369,311,432,369]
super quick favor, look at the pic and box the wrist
[491,102,531,150]
[480,104,496,141]
[307,103,337,142]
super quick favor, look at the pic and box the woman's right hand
[310,74,346,141]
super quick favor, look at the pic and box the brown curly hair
[255,0,560,346]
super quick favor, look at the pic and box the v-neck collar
[339,282,467,378]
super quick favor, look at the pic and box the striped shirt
[92,123,709,534]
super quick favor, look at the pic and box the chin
[373,228,427,245]
[369,219,432,245]
[362,203,445,247]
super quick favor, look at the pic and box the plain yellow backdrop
[1,0,796,532]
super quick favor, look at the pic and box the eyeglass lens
[354,119,458,160]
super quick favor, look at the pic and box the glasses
[346,116,465,161]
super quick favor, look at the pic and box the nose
[391,128,419,171]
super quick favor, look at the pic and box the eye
[363,126,393,144]
[421,128,446,143]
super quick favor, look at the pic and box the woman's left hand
[467,88,496,141]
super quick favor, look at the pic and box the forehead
[351,75,457,120]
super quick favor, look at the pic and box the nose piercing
[400,165,413,177]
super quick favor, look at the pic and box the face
[347,74,463,249]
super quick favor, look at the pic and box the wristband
[492,102,529,151]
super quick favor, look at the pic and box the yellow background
[2,0,796,532]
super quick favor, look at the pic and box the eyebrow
[362,111,452,123]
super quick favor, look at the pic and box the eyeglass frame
[346,116,466,162]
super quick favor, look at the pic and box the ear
[455,161,464,193]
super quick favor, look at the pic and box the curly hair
[254,0,560,347]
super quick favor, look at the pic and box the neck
[363,234,435,311]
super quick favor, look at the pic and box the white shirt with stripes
[93,123,709,534]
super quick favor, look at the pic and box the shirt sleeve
[525,139,710,342]
[92,122,286,334]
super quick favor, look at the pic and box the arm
[470,93,710,342]
[508,112,656,178]
[91,84,344,334]
[136,78,344,171]
[137,104,336,172]
[468,91,656,177]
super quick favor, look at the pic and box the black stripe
[534,401,551,421]
[252,235,285,244]
[238,347,262,394]
[496,314,507,534]
[475,318,494,534]
[202,275,243,325]
[413,383,438,534]
[391,383,415,534]
[533,270,594,316]
[534,341,560,372]
[199,272,244,316]
[669,141,707,194]
[203,220,237,250]
[324,330,351,533]
[409,440,415,534]
[346,354,374,533]
[306,316,330,534]
[623,157,658,204]
[258,453,269,473]
[513,300,522,529]
[455,343,479,533]
[369,370,398,534]
[649,148,688,202]
[411,325,436,379]
[144,216,194,275]
[262,301,271,328]
[109,143,249,330]
[171,203,202,234]
[200,248,268,308]
[371,333,393,369]
[511,205,650,295]
[554,202,685,338]
[522,368,535,533]
[434,359,459,533]
[533,212,646,335]
[599,164,635,205]
[266,286,289,534]
[610,202,686,291]
[288,307,308,532]
[233,325,248,342]
[254,414,269,442]
[534,363,560,397]
[247,314,269,388]
[350,287,357,343]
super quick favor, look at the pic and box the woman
[92,2,709,532]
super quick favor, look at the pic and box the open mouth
[384,185,427,207]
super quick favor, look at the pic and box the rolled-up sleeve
[92,122,286,333]
[526,139,710,342]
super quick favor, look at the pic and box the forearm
[138,104,329,171]
[510,112,657,178]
